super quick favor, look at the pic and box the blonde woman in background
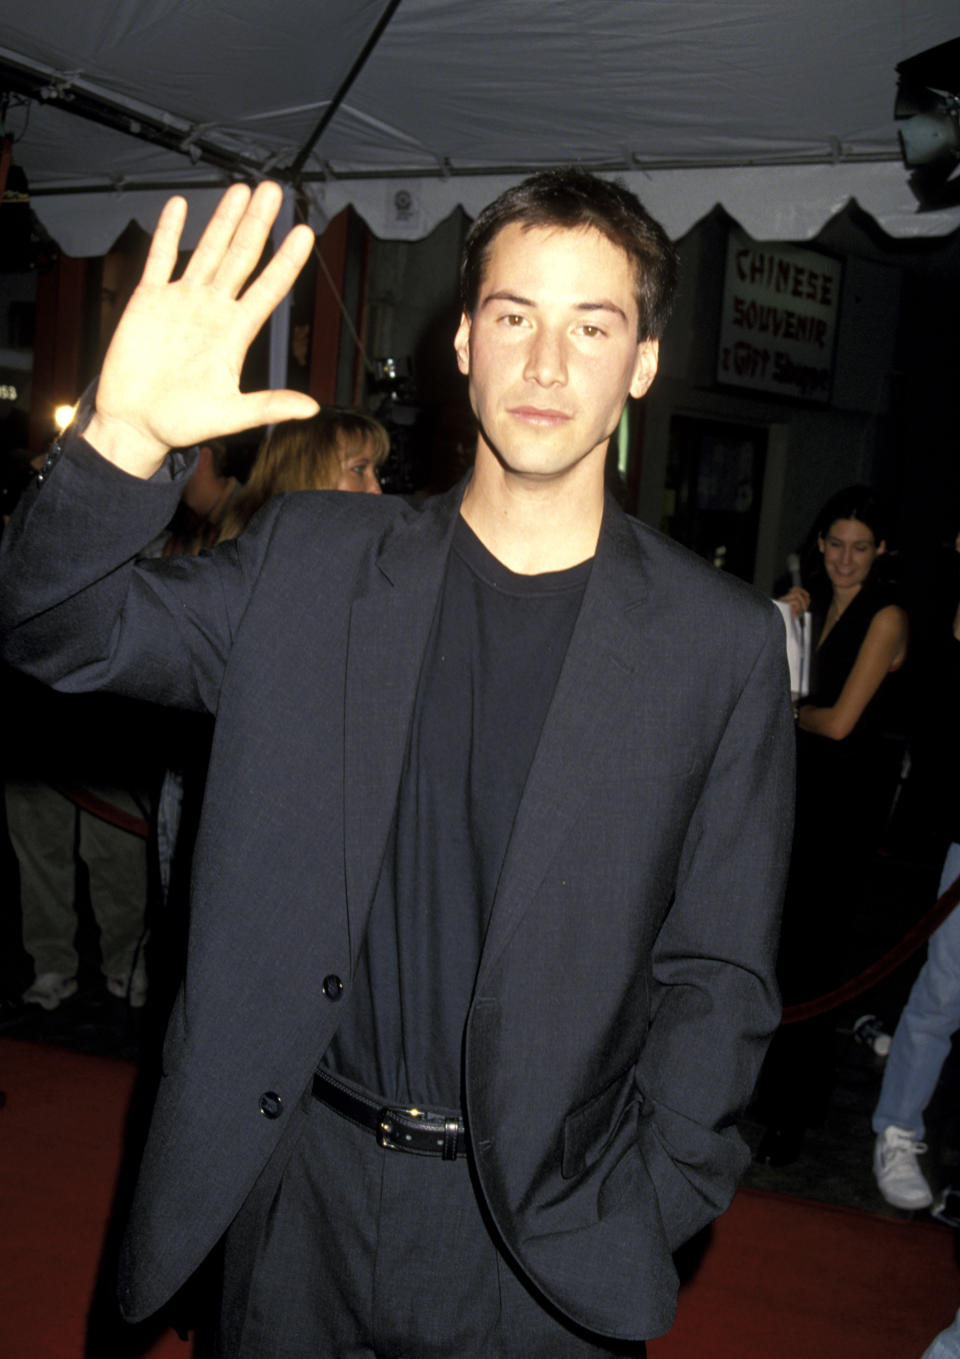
[217,406,388,542]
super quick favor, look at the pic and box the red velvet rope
[781,871,960,1024]
[51,783,150,839]
[44,780,960,1019]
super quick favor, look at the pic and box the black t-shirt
[325,515,590,1108]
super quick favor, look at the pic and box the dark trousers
[216,1090,646,1358]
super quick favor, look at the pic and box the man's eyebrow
[480,290,535,309]
[577,299,629,323]
[480,290,629,323]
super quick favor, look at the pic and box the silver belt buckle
[377,1104,423,1152]
[377,1105,462,1158]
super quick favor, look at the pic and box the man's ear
[454,312,471,376]
[876,540,887,556]
[629,339,659,399]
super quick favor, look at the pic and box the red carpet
[650,1189,959,1358]
[0,1037,188,1359]
[1,1036,957,1358]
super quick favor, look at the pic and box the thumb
[223,390,321,435]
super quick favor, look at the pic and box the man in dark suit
[0,173,793,1355]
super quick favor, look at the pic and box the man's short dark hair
[459,168,679,341]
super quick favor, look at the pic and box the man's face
[454,222,658,485]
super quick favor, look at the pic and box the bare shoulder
[871,600,907,626]
[867,602,908,642]
[864,601,908,660]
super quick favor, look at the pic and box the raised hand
[84,181,319,477]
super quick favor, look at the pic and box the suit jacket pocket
[561,1070,641,1181]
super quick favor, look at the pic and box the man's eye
[502,313,525,326]
[580,324,603,338]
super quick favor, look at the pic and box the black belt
[312,1069,467,1161]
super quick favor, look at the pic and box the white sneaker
[105,975,147,1008]
[853,1013,892,1057]
[106,956,148,1008]
[874,1126,934,1209]
[22,972,79,1011]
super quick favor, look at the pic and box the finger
[181,183,253,285]
[212,181,285,299]
[238,222,315,330]
[140,196,188,288]
[214,390,320,437]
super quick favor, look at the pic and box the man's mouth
[508,406,573,426]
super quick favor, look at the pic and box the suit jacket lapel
[343,486,463,955]
[479,499,650,977]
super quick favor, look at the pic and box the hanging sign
[717,228,842,403]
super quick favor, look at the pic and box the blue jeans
[873,843,960,1138]
[921,1307,960,1359]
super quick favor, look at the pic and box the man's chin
[474,428,609,485]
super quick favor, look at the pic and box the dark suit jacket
[0,434,794,1342]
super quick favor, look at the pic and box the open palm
[88,181,319,475]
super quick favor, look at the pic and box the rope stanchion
[781,871,960,1024]
[50,783,150,839]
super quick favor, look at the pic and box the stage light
[54,403,77,431]
[895,36,960,210]
[898,106,960,167]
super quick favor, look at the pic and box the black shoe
[756,1123,806,1167]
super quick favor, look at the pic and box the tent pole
[268,190,296,399]
[287,0,405,184]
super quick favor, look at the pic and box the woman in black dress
[787,488,907,739]
[759,486,908,1163]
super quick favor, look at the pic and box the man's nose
[365,468,382,495]
[523,328,567,386]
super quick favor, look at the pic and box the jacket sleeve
[0,432,277,713]
[633,606,794,1251]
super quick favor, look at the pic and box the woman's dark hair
[814,485,891,548]
[459,168,679,342]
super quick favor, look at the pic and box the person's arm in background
[797,604,908,740]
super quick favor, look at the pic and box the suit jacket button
[259,1091,283,1118]
[322,974,343,1000]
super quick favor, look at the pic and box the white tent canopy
[2,0,959,255]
